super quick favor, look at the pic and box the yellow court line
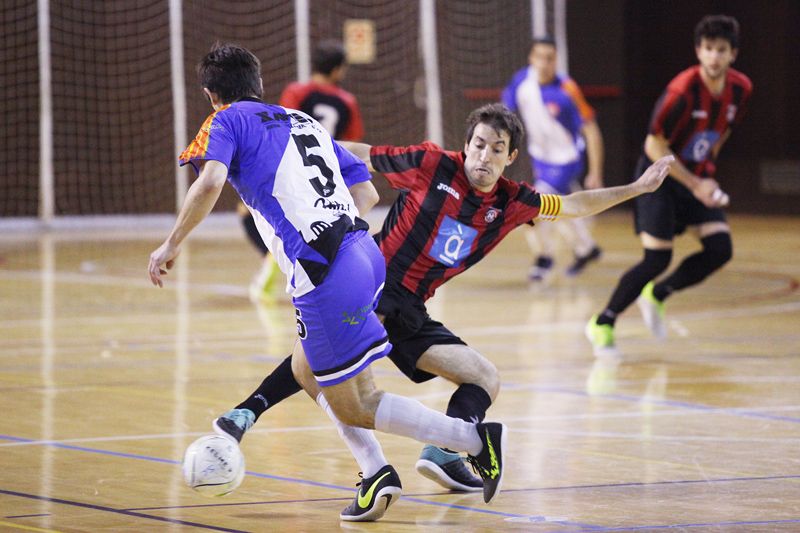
[0,520,62,533]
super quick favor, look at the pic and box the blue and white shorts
[532,158,585,195]
[293,230,392,387]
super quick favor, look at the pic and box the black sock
[446,383,493,423]
[653,233,732,301]
[235,355,301,421]
[241,212,269,255]
[597,248,672,326]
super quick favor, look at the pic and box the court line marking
[0,434,592,528]
[0,488,249,533]
[511,384,800,424]
[565,518,800,532]
[0,520,62,533]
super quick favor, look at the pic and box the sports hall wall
[2,0,798,218]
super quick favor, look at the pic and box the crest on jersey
[726,104,737,123]
[485,208,500,223]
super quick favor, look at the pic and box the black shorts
[376,281,466,383]
[633,155,726,240]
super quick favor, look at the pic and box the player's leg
[213,350,302,443]
[319,367,505,504]
[413,343,497,492]
[587,167,675,355]
[526,223,556,282]
[564,216,602,277]
[636,192,730,339]
[651,222,732,301]
[526,178,562,282]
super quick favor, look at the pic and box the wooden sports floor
[1,211,799,532]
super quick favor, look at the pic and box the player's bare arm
[148,159,227,287]
[339,141,374,171]
[556,155,673,219]
[644,133,726,208]
[581,119,605,189]
[348,180,380,216]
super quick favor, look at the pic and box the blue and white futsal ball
[182,435,245,497]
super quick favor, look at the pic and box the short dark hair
[312,40,347,76]
[531,36,557,50]
[198,43,262,104]
[465,103,524,155]
[694,15,740,49]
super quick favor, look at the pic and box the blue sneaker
[415,445,482,492]
[213,408,255,443]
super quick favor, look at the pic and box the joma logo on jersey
[437,182,460,199]
[428,216,477,267]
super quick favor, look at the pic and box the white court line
[500,404,800,423]
[0,269,250,298]
[0,425,335,448]
[511,428,800,443]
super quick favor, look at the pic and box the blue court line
[0,488,249,533]
[0,434,591,528]
[522,385,800,424]
[5,513,51,519]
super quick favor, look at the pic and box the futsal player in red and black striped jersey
[587,15,753,357]
[214,104,672,515]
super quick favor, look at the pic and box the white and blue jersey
[502,67,596,193]
[180,98,391,385]
[180,98,371,298]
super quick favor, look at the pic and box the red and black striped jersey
[279,81,364,141]
[370,142,548,301]
[648,65,752,177]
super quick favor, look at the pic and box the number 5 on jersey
[292,133,336,197]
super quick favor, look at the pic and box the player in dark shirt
[215,104,672,520]
[586,15,752,356]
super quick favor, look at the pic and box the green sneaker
[585,315,620,358]
[637,282,667,339]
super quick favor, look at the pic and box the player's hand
[584,173,604,190]
[148,241,180,287]
[636,155,674,193]
[692,178,728,208]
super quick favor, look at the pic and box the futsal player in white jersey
[147,43,508,521]
[503,37,605,282]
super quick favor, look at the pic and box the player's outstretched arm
[556,155,674,219]
[339,141,375,171]
[148,160,227,287]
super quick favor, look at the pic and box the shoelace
[354,472,364,488]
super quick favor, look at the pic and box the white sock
[374,393,482,456]
[316,393,387,478]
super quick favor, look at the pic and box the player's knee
[642,248,673,278]
[331,389,381,429]
[702,232,733,268]
[476,360,500,401]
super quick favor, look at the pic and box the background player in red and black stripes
[242,40,366,300]
[586,15,752,356]
[214,103,673,508]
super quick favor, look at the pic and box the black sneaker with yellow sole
[340,464,402,522]
[466,422,506,504]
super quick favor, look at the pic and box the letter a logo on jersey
[428,216,478,267]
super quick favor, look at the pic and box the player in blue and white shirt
[503,37,605,282]
[147,43,509,520]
